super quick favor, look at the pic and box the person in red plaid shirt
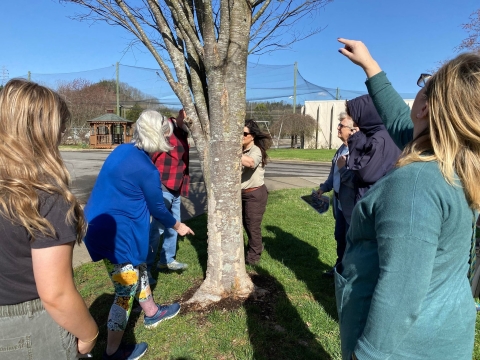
[146,109,190,280]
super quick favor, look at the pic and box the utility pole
[276,62,298,148]
[28,71,31,82]
[293,62,297,114]
[292,62,298,148]
[116,62,120,116]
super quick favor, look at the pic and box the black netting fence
[9,62,416,146]
[14,62,416,107]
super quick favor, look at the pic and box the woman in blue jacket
[335,39,480,360]
[84,110,194,360]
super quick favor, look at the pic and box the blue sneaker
[102,342,148,360]
[144,303,181,329]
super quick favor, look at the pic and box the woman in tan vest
[241,119,272,265]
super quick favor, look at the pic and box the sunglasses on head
[417,73,432,88]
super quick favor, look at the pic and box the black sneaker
[102,342,148,360]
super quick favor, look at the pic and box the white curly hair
[132,110,173,153]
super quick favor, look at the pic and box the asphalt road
[61,148,331,204]
[64,148,331,267]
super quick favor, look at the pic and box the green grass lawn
[74,188,480,359]
[59,145,335,162]
[267,148,336,162]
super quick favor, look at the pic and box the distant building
[303,99,414,149]
[87,111,134,149]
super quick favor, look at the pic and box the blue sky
[1,0,478,98]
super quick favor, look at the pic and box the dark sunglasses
[243,132,251,137]
[417,73,432,88]
[337,123,353,130]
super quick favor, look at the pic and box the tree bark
[187,0,254,305]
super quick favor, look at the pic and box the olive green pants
[0,298,77,360]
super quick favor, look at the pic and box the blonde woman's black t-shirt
[0,193,77,305]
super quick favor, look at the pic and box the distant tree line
[56,78,178,144]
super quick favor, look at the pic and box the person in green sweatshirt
[333,38,480,360]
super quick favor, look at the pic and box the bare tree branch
[69,0,141,37]
[249,0,331,54]
[249,0,267,7]
[176,14,211,133]
[456,8,480,52]
[143,1,188,87]
[251,0,271,24]
[113,0,182,90]
[165,1,205,58]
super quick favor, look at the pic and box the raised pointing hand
[337,38,382,78]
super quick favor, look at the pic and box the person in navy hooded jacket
[323,94,400,277]
[345,94,401,204]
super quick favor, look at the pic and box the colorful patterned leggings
[104,260,152,331]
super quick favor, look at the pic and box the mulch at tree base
[177,272,279,321]
[175,272,324,359]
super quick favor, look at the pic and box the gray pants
[0,298,77,360]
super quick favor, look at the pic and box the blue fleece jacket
[84,143,176,266]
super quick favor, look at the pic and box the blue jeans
[147,189,181,269]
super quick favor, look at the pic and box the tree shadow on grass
[245,270,333,360]
[87,293,142,358]
[263,225,338,321]
[147,213,209,287]
[183,214,209,276]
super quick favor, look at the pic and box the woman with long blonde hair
[333,40,480,360]
[0,79,98,359]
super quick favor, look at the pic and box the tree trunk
[187,0,254,306]
[64,0,335,308]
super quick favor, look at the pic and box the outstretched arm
[141,169,194,236]
[338,38,414,148]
